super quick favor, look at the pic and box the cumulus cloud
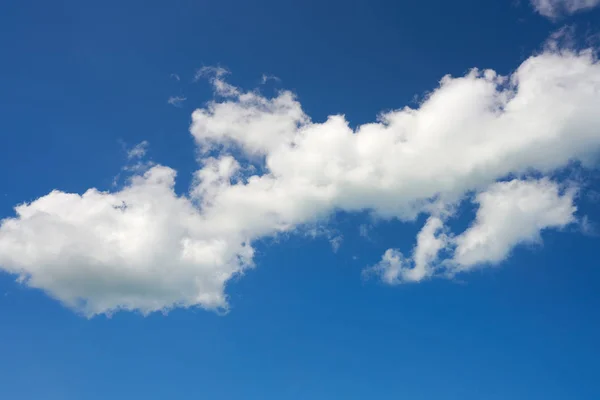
[0,166,253,316]
[368,179,576,284]
[531,0,600,18]
[452,179,577,270]
[1,44,600,316]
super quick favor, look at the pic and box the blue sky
[2,0,600,399]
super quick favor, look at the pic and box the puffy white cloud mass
[1,46,599,316]
[452,178,577,270]
[0,166,254,316]
[531,0,600,18]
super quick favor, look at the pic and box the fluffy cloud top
[1,45,599,316]
[531,0,600,18]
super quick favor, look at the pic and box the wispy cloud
[531,0,600,19]
[112,141,155,187]
[195,66,240,97]
[261,74,281,84]
[127,140,149,159]
[330,236,343,253]
[194,66,229,81]
[358,224,371,239]
[167,96,187,107]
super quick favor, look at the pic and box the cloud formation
[1,45,599,316]
[366,216,448,284]
[167,96,187,107]
[0,167,253,316]
[127,141,149,159]
[367,179,577,284]
[531,0,600,18]
[452,178,577,269]
[261,74,281,84]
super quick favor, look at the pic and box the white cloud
[451,178,576,269]
[127,141,149,159]
[195,66,240,97]
[190,90,307,156]
[412,217,448,279]
[368,179,576,284]
[0,166,253,316]
[1,45,600,315]
[113,141,155,187]
[366,216,447,284]
[531,0,600,18]
[261,74,281,84]
[191,48,600,226]
[365,249,406,285]
[359,224,371,238]
[330,235,343,253]
[167,96,187,107]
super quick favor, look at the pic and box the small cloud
[170,73,181,81]
[261,74,281,84]
[544,25,576,52]
[113,141,154,187]
[330,236,343,253]
[580,215,597,236]
[531,0,600,19]
[167,96,187,107]
[194,66,239,97]
[359,224,371,239]
[127,141,149,160]
[194,66,229,82]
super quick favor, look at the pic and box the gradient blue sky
[1,0,600,399]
